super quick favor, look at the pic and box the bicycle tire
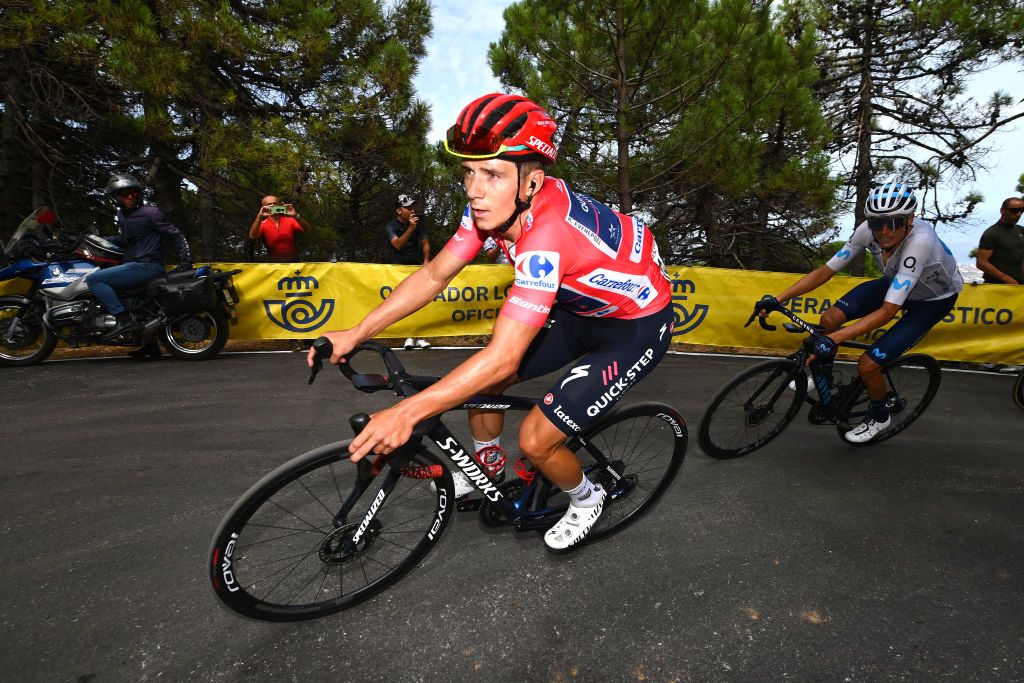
[551,402,687,544]
[209,440,454,621]
[1013,368,1024,412]
[698,358,806,459]
[835,353,941,446]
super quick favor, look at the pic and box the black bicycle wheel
[1013,368,1024,412]
[550,402,687,544]
[698,358,806,459]
[835,353,941,446]
[209,441,454,621]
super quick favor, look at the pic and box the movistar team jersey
[443,177,672,327]
[825,218,963,305]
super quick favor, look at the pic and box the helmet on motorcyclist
[445,93,557,164]
[105,173,144,196]
[864,180,917,218]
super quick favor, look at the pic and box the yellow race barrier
[3,262,1021,363]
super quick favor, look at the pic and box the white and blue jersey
[825,218,963,306]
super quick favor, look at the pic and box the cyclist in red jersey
[310,93,673,550]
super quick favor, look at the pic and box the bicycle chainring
[478,479,525,527]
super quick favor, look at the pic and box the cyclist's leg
[847,293,957,441]
[520,305,674,549]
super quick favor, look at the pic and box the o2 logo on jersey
[671,275,709,336]
[514,251,559,291]
[264,273,336,333]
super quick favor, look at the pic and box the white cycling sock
[473,436,501,456]
[564,475,601,507]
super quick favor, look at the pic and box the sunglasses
[444,124,529,159]
[1004,206,1024,215]
[867,216,909,232]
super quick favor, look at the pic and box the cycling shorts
[833,277,957,364]
[516,304,675,436]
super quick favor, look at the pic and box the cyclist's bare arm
[308,248,468,366]
[348,314,542,460]
[775,264,836,305]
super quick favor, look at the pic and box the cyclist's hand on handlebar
[754,294,781,317]
[804,333,837,366]
[306,329,360,368]
[348,405,414,461]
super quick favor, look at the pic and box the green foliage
[489,0,837,271]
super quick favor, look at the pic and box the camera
[269,205,288,215]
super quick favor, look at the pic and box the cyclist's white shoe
[844,415,891,443]
[544,485,606,551]
[788,376,815,393]
[450,468,505,498]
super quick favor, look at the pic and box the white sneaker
[544,485,607,550]
[450,468,505,498]
[403,338,414,350]
[415,338,431,349]
[788,376,815,393]
[844,415,892,443]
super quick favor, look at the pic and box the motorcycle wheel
[0,295,57,366]
[159,308,229,360]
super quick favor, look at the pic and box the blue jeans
[85,262,166,315]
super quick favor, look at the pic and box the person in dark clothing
[386,194,431,266]
[85,173,192,344]
[975,196,1024,284]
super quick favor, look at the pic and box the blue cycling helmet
[864,180,918,217]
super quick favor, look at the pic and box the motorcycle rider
[85,173,192,338]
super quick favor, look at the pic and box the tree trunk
[614,2,632,213]
[851,0,877,276]
[1,73,20,238]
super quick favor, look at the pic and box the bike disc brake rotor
[318,520,381,565]
[744,404,774,427]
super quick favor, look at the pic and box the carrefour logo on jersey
[582,269,655,308]
[514,251,559,291]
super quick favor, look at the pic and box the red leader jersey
[443,177,671,327]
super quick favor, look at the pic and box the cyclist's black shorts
[834,277,958,364]
[516,304,675,435]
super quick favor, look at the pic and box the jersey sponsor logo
[630,220,644,263]
[514,251,559,291]
[560,364,591,389]
[836,247,852,260]
[543,393,554,405]
[871,348,888,360]
[582,269,655,308]
[585,348,655,416]
[564,191,622,258]
[527,135,556,159]
[891,277,913,291]
[553,404,582,432]
[903,256,917,271]
[508,295,551,315]
[601,361,619,386]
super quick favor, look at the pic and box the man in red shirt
[248,195,311,262]
[310,94,673,550]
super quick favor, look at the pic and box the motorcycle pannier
[151,276,217,315]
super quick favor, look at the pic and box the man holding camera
[248,195,310,263]
[386,194,431,349]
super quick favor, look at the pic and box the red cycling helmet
[445,93,557,164]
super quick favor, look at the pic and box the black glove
[754,294,780,315]
[805,333,837,362]
[172,262,193,273]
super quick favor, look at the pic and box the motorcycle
[0,207,242,366]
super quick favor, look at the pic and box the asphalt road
[1,349,1022,681]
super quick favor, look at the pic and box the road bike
[698,304,941,459]
[209,339,687,621]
